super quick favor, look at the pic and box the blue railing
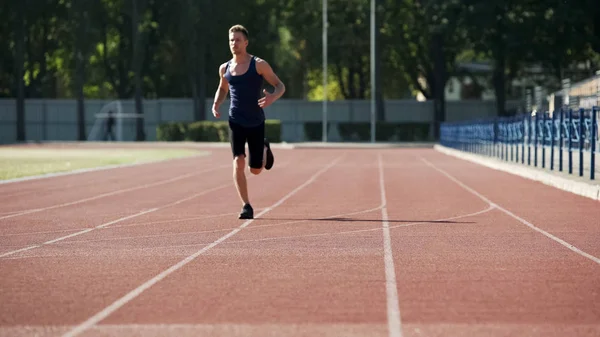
[439,106,599,180]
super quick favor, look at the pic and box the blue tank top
[224,56,265,127]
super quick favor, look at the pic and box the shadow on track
[254,217,474,224]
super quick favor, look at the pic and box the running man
[211,24,286,219]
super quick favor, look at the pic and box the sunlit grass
[0,147,206,180]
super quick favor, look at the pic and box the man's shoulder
[218,61,230,74]
[253,56,269,65]
[252,56,271,73]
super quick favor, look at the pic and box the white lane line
[0,164,229,221]
[420,156,600,265]
[60,154,345,337]
[3,204,497,261]
[0,245,40,257]
[1,228,89,237]
[216,203,497,246]
[215,204,495,245]
[55,205,384,245]
[0,209,158,258]
[378,153,404,337]
[0,179,242,259]
[1,161,293,236]
[0,160,294,258]
[1,202,496,260]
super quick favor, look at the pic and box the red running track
[0,146,598,337]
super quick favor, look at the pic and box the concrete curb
[434,144,600,202]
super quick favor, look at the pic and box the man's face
[229,31,247,55]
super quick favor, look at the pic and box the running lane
[0,149,338,337]
[0,166,239,254]
[0,149,219,214]
[421,149,600,258]
[383,149,600,337]
[0,147,294,253]
[3,150,322,260]
[52,150,393,337]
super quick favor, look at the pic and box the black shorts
[228,120,265,169]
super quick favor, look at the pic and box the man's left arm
[257,58,286,108]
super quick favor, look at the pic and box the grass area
[0,147,206,180]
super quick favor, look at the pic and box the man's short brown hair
[229,24,249,40]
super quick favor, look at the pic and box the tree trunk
[375,0,385,121]
[15,0,26,142]
[431,32,446,140]
[493,53,506,116]
[76,56,86,141]
[196,47,207,121]
[493,41,506,116]
[195,1,207,121]
[132,0,146,141]
[493,8,507,117]
[189,33,201,121]
[75,0,88,141]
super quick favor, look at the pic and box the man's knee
[234,156,245,171]
[249,167,262,175]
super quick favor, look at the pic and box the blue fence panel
[439,106,599,181]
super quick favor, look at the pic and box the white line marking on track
[0,228,89,237]
[420,156,600,265]
[1,161,293,237]
[225,204,496,245]
[60,154,345,337]
[0,245,40,257]
[56,205,385,245]
[378,153,404,337]
[213,204,496,245]
[0,181,239,258]
[0,161,294,258]
[3,204,496,260]
[219,203,495,244]
[0,164,230,221]
[0,209,158,258]
[107,210,268,229]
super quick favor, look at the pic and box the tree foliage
[2,0,599,134]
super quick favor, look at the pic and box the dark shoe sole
[239,204,254,219]
[239,213,253,219]
[264,139,274,170]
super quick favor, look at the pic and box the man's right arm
[212,63,229,111]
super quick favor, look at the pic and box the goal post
[87,101,143,141]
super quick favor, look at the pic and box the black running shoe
[239,203,254,219]
[264,139,274,170]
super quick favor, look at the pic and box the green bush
[185,121,229,141]
[156,120,282,142]
[157,120,429,143]
[264,120,282,143]
[336,122,431,141]
[156,122,188,141]
[303,122,330,141]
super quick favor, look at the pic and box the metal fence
[0,98,523,144]
[440,107,599,181]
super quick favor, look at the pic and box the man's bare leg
[234,155,250,205]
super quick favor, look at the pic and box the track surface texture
[1,145,599,337]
